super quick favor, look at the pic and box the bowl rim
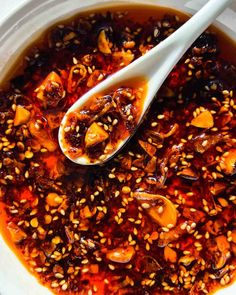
[0,1,236,295]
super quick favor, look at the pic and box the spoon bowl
[59,0,232,165]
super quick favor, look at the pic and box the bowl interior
[0,1,236,294]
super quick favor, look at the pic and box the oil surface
[0,4,235,295]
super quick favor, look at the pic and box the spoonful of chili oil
[59,0,232,165]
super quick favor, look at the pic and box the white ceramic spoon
[59,0,232,165]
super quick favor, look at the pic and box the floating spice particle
[98,30,112,54]
[0,8,236,295]
[61,283,68,291]
[80,205,95,219]
[35,267,43,273]
[85,122,109,148]
[14,105,31,126]
[180,223,187,230]
[108,264,115,270]
[151,122,158,127]
[191,110,214,128]
[46,193,63,207]
[106,246,135,263]
[122,186,131,194]
[202,140,208,147]
[157,206,164,214]
[100,238,106,244]
[136,177,142,183]
[98,231,104,237]
[133,228,138,235]
[134,192,177,227]
[64,126,71,132]
[164,246,177,263]
[138,140,156,156]
[112,119,118,126]
[25,171,29,179]
[7,222,27,243]
[220,149,236,175]
[52,236,62,244]
[25,150,34,159]
[51,282,59,288]
[145,243,150,251]
[30,218,38,228]
[5,175,14,180]
[141,203,150,209]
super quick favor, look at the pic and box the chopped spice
[62,83,146,162]
[0,6,235,295]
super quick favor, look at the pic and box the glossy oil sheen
[0,3,235,295]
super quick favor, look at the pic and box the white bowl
[0,1,236,294]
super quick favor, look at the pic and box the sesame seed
[61,283,68,291]
[151,122,158,127]
[141,203,150,209]
[25,151,34,159]
[64,126,71,132]
[157,206,164,214]
[180,223,187,230]
[202,140,208,147]
[30,217,38,228]
[108,264,115,270]
[146,243,150,251]
[122,186,131,194]
[136,177,142,183]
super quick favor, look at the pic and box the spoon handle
[141,0,233,112]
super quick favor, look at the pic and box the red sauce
[62,79,147,162]
[0,5,235,295]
